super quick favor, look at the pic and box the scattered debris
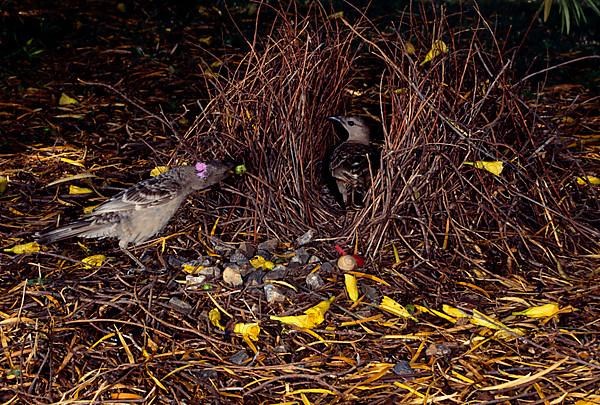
[223,265,243,287]
[306,272,325,290]
[264,284,286,304]
[337,255,357,271]
[168,297,192,314]
[295,229,315,246]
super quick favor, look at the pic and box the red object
[334,244,347,256]
[353,255,365,267]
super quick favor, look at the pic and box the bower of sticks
[1,2,598,403]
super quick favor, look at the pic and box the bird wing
[91,174,184,215]
[330,143,374,184]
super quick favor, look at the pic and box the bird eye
[348,120,355,126]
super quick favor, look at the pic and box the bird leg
[121,247,146,270]
[336,180,348,206]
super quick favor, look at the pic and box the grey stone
[258,239,278,252]
[238,242,256,258]
[167,255,184,268]
[392,361,413,376]
[246,270,265,286]
[273,344,289,354]
[290,248,310,265]
[209,237,234,255]
[168,297,192,314]
[197,266,221,278]
[185,274,207,288]
[320,261,334,273]
[264,284,286,304]
[305,273,324,290]
[263,267,288,281]
[308,255,321,264]
[230,250,249,265]
[183,257,212,268]
[255,250,271,259]
[295,229,315,246]
[229,350,250,365]
[362,285,381,303]
[236,263,253,277]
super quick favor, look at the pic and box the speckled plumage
[327,116,379,209]
[36,161,233,267]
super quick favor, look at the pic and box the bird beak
[223,162,236,175]
[327,116,342,124]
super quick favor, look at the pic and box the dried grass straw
[186,2,599,272]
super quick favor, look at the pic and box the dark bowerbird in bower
[327,115,380,209]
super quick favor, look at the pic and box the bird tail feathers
[36,220,102,244]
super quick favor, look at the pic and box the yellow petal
[233,322,260,341]
[442,304,469,318]
[4,242,41,254]
[344,273,359,302]
[513,303,560,318]
[310,296,335,315]
[209,308,225,330]
[429,308,457,323]
[249,255,275,270]
[414,305,455,322]
[0,175,8,194]
[495,327,525,340]
[271,314,314,329]
[469,309,521,338]
[81,254,105,269]
[464,160,504,176]
[271,297,334,329]
[405,41,416,55]
[59,92,78,106]
[420,40,448,66]
[379,296,417,321]
[83,205,98,214]
[347,271,391,287]
[576,176,600,186]
[69,185,93,195]
[328,11,344,19]
[150,166,169,177]
[182,263,203,274]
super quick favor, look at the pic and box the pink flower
[195,162,208,178]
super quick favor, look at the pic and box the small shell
[337,255,357,271]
